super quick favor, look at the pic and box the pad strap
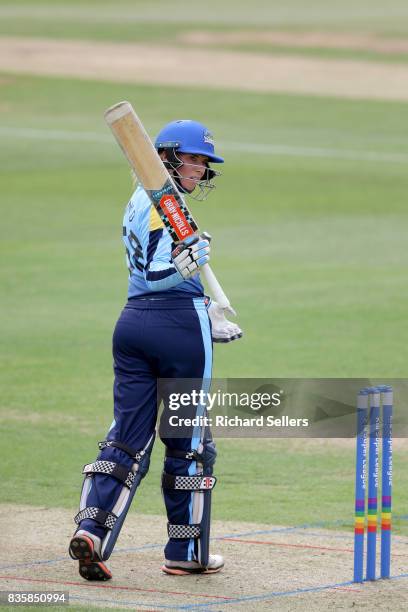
[75,507,117,530]
[165,448,198,460]
[162,472,216,491]
[167,523,201,539]
[98,439,144,461]
[83,461,135,489]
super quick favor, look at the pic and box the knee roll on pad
[163,441,217,567]
[74,432,155,560]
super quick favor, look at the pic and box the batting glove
[207,300,243,343]
[172,234,210,280]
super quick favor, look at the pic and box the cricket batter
[69,119,242,580]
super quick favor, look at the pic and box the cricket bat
[104,101,234,312]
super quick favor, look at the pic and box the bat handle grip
[201,263,236,315]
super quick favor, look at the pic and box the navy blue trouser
[79,296,213,561]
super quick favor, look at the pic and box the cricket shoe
[69,529,112,581]
[162,554,224,575]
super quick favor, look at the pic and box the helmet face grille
[162,151,221,202]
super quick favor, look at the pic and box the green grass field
[1,0,408,541]
[2,0,408,63]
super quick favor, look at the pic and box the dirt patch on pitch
[1,504,407,610]
[1,36,408,101]
[181,30,408,55]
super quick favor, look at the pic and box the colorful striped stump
[353,385,393,583]
[379,385,393,579]
[353,389,368,583]
[366,388,380,581]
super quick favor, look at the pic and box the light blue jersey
[122,185,204,298]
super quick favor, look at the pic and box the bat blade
[104,101,167,189]
[104,100,232,311]
[105,101,198,243]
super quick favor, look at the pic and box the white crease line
[1,5,408,25]
[222,140,408,163]
[0,126,112,142]
[0,126,407,164]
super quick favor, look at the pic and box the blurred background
[1,0,407,531]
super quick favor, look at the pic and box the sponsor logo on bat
[150,182,175,202]
[159,195,194,240]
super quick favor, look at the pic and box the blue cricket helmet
[155,120,224,163]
